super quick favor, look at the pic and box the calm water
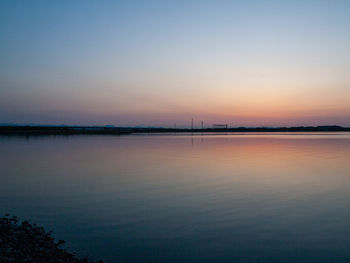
[1,133,350,262]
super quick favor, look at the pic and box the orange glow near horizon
[1,1,349,126]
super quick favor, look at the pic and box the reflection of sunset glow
[2,134,350,261]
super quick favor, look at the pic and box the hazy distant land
[0,125,349,136]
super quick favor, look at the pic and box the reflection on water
[1,133,350,263]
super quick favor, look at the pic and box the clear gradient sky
[1,0,349,127]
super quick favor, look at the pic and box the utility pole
[201,121,203,129]
[191,118,194,130]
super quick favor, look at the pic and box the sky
[0,0,349,127]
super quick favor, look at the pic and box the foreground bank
[0,215,104,263]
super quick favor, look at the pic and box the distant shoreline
[0,125,349,136]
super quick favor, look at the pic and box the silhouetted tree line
[0,125,349,136]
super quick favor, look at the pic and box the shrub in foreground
[0,214,104,263]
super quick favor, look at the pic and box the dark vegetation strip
[0,125,349,136]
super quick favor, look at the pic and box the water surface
[1,133,350,262]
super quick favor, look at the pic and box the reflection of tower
[201,121,203,129]
[191,118,194,130]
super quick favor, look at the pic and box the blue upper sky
[1,0,350,126]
